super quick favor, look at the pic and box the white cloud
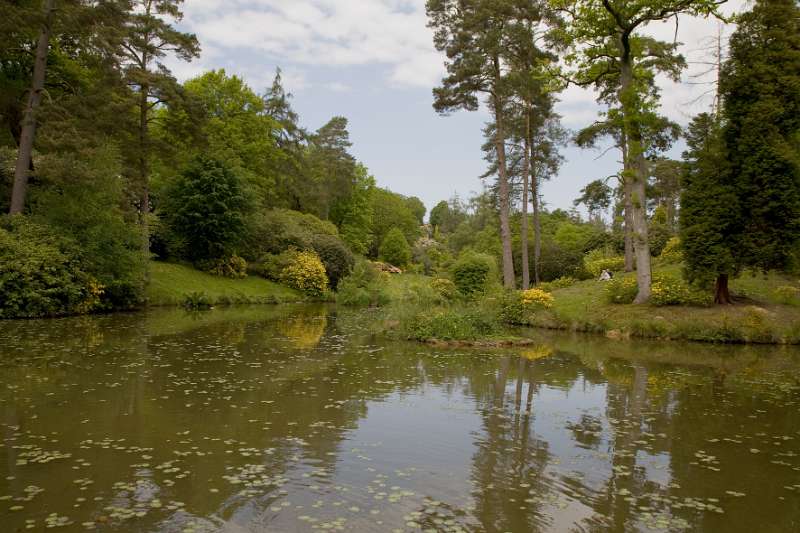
[176,0,443,89]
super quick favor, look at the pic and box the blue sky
[166,0,745,215]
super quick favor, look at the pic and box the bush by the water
[336,260,391,307]
[182,291,212,310]
[278,250,329,296]
[407,307,499,341]
[451,251,496,296]
[500,288,554,324]
[379,227,412,267]
[0,217,98,318]
[311,234,354,288]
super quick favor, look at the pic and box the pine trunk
[621,135,634,272]
[532,161,541,286]
[714,274,732,305]
[520,107,531,290]
[620,50,652,303]
[138,82,150,217]
[492,59,515,289]
[9,0,56,215]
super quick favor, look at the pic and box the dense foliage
[379,228,412,267]
[161,157,250,263]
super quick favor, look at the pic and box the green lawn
[147,261,302,306]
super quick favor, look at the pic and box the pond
[1,305,799,532]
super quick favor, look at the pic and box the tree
[305,116,357,219]
[119,0,199,217]
[379,227,412,267]
[555,0,722,302]
[680,113,737,303]
[576,107,679,271]
[162,157,250,263]
[404,196,427,225]
[330,163,375,255]
[8,0,55,215]
[648,158,682,229]
[427,0,517,288]
[176,69,283,208]
[264,67,307,209]
[574,179,612,224]
[684,0,800,305]
[720,0,800,276]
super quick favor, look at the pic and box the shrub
[521,288,555,308]
[604,275,639,304]
[0,217,96,318]
[337,260,391,307]
[162,157,250,262]
[605,273,712,306]
[451,251,496,296]
[311,234,354,288]
[279,250,329,296]
[500,289,554,324]
[430,278,458,301]
[182,291,212,310]
[30,147,146,310]
[202,255,247,279]
[250,249,295,281]
[584,248,626,278]
[407,308,499,341]
[538,276,577,292]
[659,237,683,264]
[244,208,338,260]
[379,227,412,267]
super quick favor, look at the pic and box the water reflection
[0,306,799,532]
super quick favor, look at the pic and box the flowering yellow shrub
[604,276,639,304]
[585,256,626,278]
[658,237,683,264]
[280,250,329,296]
[521,288,554,308]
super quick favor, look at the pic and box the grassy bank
[361,267,800,345]
[147,261,302,306]
[528,269,800,344]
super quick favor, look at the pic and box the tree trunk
[520,107,531,290]
[492,58,515,289]
[619,50,651,303]
[620,134,634,272]
[9,0,56,215]
[714,274,731,305]
[532,161,541,286]
[138,81,150,217]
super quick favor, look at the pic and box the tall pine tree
[682,0,800,303]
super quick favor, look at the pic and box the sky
[166,0,746,215]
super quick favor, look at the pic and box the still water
[1,305,799,532]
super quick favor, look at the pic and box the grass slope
[147,261,302,306]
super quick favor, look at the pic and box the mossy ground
[147,261,302,306]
